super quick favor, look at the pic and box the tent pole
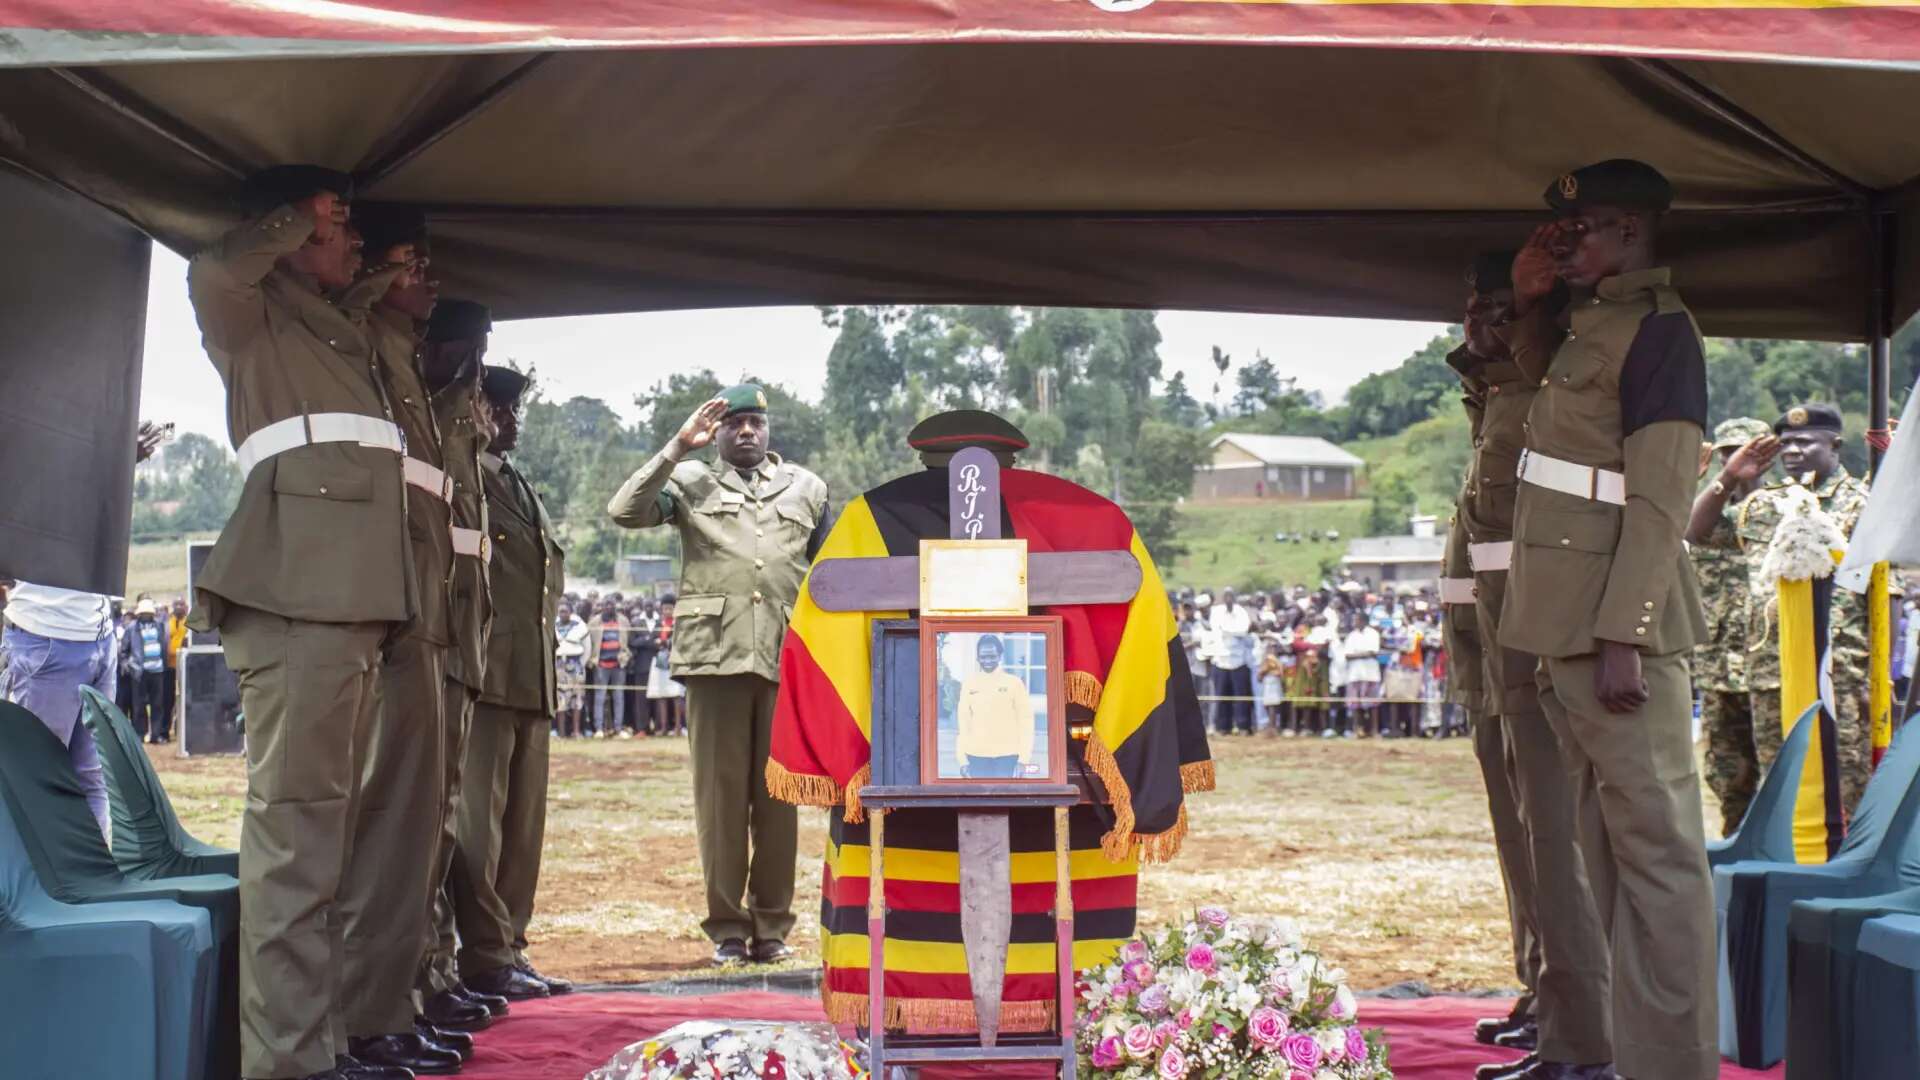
[46,68,248,180]
[1868,200,1894,479]
[356,55,554,186]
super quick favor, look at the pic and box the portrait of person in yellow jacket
[948,633,1041,779]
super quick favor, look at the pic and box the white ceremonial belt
[1468,541,1513,572]
[1518,449,1626,505]
[236,413,405,477]
[450,527,491,562]
[1438,577,1477,605]
[403,456,453,503]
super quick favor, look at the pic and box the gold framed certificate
[917,538,1028,616]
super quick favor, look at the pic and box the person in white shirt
[1341,614,1384,737]
[553,602,591,738]
[1208,588,1256,736]
[3,582,119,836]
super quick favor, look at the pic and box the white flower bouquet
[1077,908,1393,1080]
[584,1020,869,1080]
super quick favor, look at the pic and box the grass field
[1161,499,1372,592]
[154,733,1539,991]
[124,533,215,602]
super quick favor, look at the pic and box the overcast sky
[140,244,1450,443]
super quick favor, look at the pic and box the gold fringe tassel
[1065,669,1104,711]
[822,986,1057,1034]
[843,762,871,824]
[1084,733,1193,864]
[1131,803,1190,864]
[764,758,843,808]
[1180,760,1216,794]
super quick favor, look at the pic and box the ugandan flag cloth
[767,466,1211,1032]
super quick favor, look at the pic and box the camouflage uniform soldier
[1736,404,1873,812]
[1685,417,1775,835]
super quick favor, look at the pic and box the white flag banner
[1836,374,1920,593]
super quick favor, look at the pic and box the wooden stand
[860,785,1080,1079]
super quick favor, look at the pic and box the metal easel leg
[869,809,887,1076]
[1055,805,1076,1080]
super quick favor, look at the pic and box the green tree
[1232,353,1282,416]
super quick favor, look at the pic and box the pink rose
[1213,1023,1233,1042]
[1138,985,1171,1015]
[1091,1035,1123,1069]
[1175,1008,1195,1030]
[1152,1021,1178,1049]
[1115,980,1138,998]
[1280,1032,1321,1072]
[1185,943,1216,973]
[1123,1023,1157,1060]
[1124,960,1156,985]
[1345,1027,1368,1064]
[1157,1045,1188,1080]
[1120,940,1151,964]
[1248,1006,1289,1048]
[1198,906,1230,928]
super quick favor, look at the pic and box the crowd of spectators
[1174,580,1461,739]
[551,590,685,739]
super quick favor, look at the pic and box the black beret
[245,164,353,212]
[353,202,427,257]
[427,299,492,343]
[1544,159,1674,214]
[481,364,530,407]
[1467,250,1516,293]
[1773,402,1844,435]
[908,410,1029,453]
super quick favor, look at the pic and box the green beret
[481,365,530,407]
[353,202,427,257]
[908,410,1030,454]
[1774,402,1844,435]
[245,164,353,212]
[427,299,491,343]
[1544,158,1673,214]
[1467,250,1516,293]
[1711,417,1773,451]
[719,383,768,417]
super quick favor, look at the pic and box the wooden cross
[806,447,1142,1074]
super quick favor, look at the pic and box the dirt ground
[152,733,1708,992]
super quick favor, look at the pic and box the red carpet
[459,991,1784,1079]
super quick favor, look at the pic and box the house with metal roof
[1190,433,1366,501]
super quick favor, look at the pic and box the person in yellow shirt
[954,634,1037,778]
[161,596,190,743]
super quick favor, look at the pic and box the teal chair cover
[0,701,240,1078]
[1785,884,1920,1080]
[78,686,238,879]
[1713,718,1920,1068]
[1851,913,1920,1078]
[1709,703,1818,868]
[0,760,216,1080]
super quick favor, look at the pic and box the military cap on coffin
[427,299,492,344]
[718,384,769,418]
[481,364,530,408]
[244,164,353,212]
[1544,158,1674,214]
[907,410,1030,455]
[1773,402,1844,435]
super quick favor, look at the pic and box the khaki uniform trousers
[452,703,550,974]
[1538,651,1718,1080]
[1701,690,1759,837]
[340,635,446,1036]
[1469,708,1541,1019]
[683,674,798,944]
[224,606,387,1079]
[422,679,476,994]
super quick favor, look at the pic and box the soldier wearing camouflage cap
[1685,417,1778,834]
[607,384,830,965]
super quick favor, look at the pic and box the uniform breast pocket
[1472,450,1521,527]
[670,594,727,668]
[272,457,373,501]
[774,501,816,545]
[687,499,741,548]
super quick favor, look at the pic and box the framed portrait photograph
[918,615,1066,787]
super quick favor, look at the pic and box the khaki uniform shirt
[1690,508,1753,694]
[185,204,413,631]
[1441,347,1489,709]
[1736,468,1871,692]
[480,453,565,714]
[1498,268,1710,659]
[361,303,454,647]
[607,450,829,682]
[435,377,493,691]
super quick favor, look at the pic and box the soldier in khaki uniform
[1500,160,1716,1080]
[187,166,412,1080]
[1452,253,1614,1080]
[327,205,464,1075]
[1683,418,1777,835]
[452,365,571,1002]
[1729,404,1874,811]
[417,301,508,1030]
[607,385,830,965]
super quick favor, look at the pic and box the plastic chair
[1713,717,1920,1068]
[1850,914,1920,1078]
[1785,884,1920,1080]
[0,780,216,1080]
[78,686,238,878]
[1708,702,1817,868]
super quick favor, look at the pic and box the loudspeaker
[179,645,244,756]
[185,540,219,646]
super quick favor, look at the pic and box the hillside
[1160,498,1371,592]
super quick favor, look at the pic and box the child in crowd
[1258,642,1286,735]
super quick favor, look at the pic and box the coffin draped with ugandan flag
[766,466,1213,1032]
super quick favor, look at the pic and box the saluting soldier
[1733,404,1874,811]
[187,166,413,1080]
[1455,252,1614,1080]
[1683,417,1778,835]
[328,204,463,1075]
[1501,159,1717,1080]
[451,365,573,1001]
[418,301,508,1031]
[607,386,830,966]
